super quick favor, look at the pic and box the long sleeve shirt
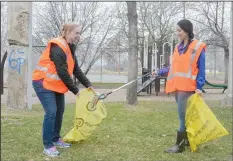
[49,43,92,94]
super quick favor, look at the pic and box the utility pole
[222,2,233,106]
[228,2,233,98]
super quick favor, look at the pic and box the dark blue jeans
[175,91,194,132]
[32,80,65,149]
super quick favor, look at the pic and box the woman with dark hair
[164,19,206,153]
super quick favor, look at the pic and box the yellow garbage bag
[63,89,107,143]
[185,93,229,152]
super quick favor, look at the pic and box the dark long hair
[177,19,194,53]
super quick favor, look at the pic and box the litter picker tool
[86,73,152,110]
[99,73,152,99]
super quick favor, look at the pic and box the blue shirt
[158,66,169,76]
[158,41,206,90]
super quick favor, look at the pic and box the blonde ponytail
[61,23,80,38]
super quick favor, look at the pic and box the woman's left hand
[152,71,156,76]
[195,89,202,96]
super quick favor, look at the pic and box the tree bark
[126,1,138,105]
[7,2,31,109]
[224,47,229,84]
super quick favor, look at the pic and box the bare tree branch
[33,2,116,76]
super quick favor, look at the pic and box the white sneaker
[53,138,71,148]
[43,146,60,157]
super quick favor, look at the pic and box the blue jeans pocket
[32,79,49,93]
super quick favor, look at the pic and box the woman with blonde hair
[32,23,94,157]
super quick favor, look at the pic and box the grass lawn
[1,101,232,161]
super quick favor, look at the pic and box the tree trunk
[224,47,229,84]
[126,1,138,105]
[7,2,31,109]
[164,43,170,66]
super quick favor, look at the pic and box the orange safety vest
[32,37,75,93]
[165,39,206,93]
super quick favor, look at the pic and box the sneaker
[43,146,60,157]
[53,138,71,148]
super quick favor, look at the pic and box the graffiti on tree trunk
[8,46,25,74]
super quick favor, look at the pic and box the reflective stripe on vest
[167,41,202,80]
[35,65,48,72]
[34,37,69,81]
[35,65,61,80]
[46,73,61,80]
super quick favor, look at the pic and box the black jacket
[49,43,92,94]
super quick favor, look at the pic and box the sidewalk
[1,88,229,105]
